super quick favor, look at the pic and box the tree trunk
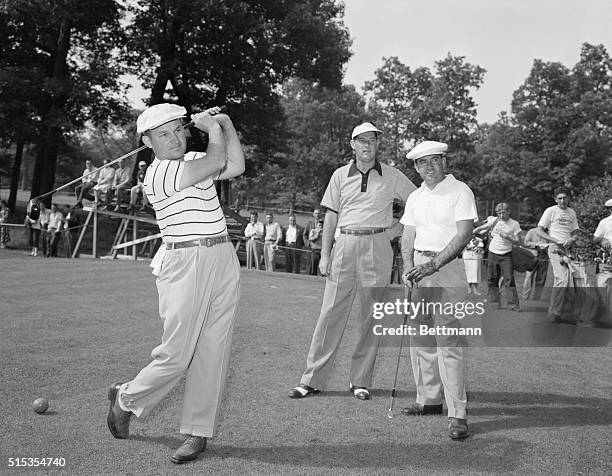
[8,138,24,212]
[30,16,72,205]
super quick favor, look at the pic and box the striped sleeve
[145,159,184,200]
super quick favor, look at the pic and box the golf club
[387,281,415,419]
[26,105,227,221]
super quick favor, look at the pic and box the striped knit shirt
[143,151,227,243]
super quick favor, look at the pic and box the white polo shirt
[400,174,477,252]
[143,151,227,243]
[538,205,579,242]
[321,160,415,229]
[487,217,521,254]
[594,215,612,243]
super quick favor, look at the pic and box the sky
[341,0,612,123]
[127,0,612,125]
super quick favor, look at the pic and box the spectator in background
[388,199,405,284]
[593,199,612,289]
[536,188,580,322]
[463,232,485,295]
[0,199,10,249]
[521,226,549,301]
[593,199,612,251]
[63,205,79,256]
[263,212,282,272]
[474,202,521,311]
[112,159,133,212]
[92,159,115,209]
[25,202,44,256]
[46,203,64,257]
[39,202,50,257]
[244,211,264,270]
[303,208,324,276]
[128,161,150,213]
[283,214,304,273]
[74,159,99,208]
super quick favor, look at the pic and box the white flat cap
[605,199,612,207]
[351,122,383,139]
[137,103,187,133]
[138,160,147,166]
[406,140,448,161]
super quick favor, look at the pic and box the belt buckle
[205,238,213,247]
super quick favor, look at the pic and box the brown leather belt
[340,228,386,236]
[166,235,231,250]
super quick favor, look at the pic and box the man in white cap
[288,122,415,401]
[106,103,245,464]
[594,199,612,288]
[536,188,579,322]
[400,140,477,440]
[593,199,612,251]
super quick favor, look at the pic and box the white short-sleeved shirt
[143,151,226,243]
[537,205,579,242]
[487,216,521,254]
[594,215,612,243]
[400,174,478,252]
[321,160,415,229]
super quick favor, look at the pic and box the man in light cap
[593,199,612,251]
[288,121,415,401]
[106,103,245,464]
[400,140,477,440]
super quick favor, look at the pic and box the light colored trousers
[264,242,276,271]
[246,239,262,270]
[409,254,468,419]
[300,232,393,389]
[119,242,240,437]
[547,245,570,318]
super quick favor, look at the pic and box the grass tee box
[0,253,611,474]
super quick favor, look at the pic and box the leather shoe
[448,417,469,440]
[349,383,370,400]
[401,403,443,416]
[288,384,320,398]
[107,383,132,439]
[170,435,207,464]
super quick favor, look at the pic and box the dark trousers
[487,250,518,306]
[48,230,61,257]
[309,249,321,276]
[75,182,95,202]
[29,228,41,248]
[285,245,301,273]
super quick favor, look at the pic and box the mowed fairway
[1,251,611,475]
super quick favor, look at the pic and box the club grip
[183,105,228,129]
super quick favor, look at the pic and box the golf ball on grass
[32,398,49,414]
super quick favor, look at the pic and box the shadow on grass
[468,391,612,435]
[209,437,529,472]
[129,434,183,448]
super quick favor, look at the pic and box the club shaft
[388,284,413,414]
[34,145,148,201]
[33,105,227,202]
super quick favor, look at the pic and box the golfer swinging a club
[106,103,245,464]
[399,140,477,440]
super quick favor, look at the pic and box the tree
[276,78,366,206]
[125,0,352,179]
[362,54,485,183]
[0,0,129,208]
